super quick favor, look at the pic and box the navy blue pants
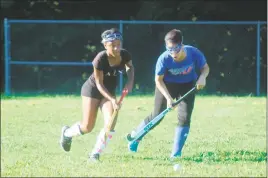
[141,81,196,130]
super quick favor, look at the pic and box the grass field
[1,95,267,177]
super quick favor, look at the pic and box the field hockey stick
[105,88,129,138]
[126,86,197,143]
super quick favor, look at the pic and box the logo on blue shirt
[168,63,194,75]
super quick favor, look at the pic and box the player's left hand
[196,75,206,90]
[124,82,133,93]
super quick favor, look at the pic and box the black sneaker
[60,126,72,152]
[89,153,100,162]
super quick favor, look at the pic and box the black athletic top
[87,49,131,91]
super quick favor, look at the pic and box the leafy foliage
[1,0,267,95]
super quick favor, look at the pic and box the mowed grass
[1,95,267,177]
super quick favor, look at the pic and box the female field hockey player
[60,28,134,161]
[127,29,209,159]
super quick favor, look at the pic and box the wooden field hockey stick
[105,88,128,139]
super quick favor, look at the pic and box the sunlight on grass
[1,95,266,177]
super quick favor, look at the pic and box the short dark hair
[164,29,183,44]
[101,28,121,40]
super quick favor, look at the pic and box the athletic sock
[91,128,115,155]
[171,126,190,157]
[64,122,84,138]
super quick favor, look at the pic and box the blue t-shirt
[155,45,207,83]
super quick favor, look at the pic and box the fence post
[4,18,11,96]
[119,20,123,93]
[256,21,261,96]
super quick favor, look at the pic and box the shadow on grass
[183,150,267,163]
[1,90,267,100]
[1,93,81,100]
[121,150,267,163]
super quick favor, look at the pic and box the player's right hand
[111,98,120,110]
[167,97,174,109]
